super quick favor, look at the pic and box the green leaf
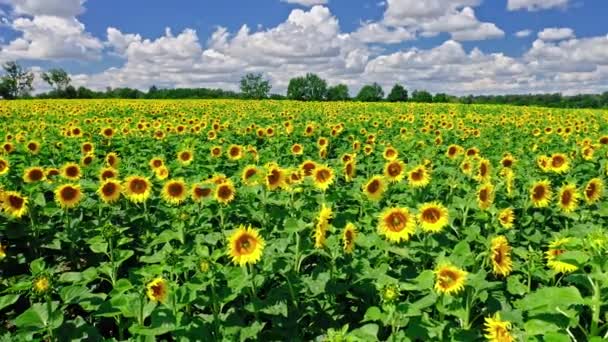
[523,317,563,335]
[349,323,379,340]
[14,303,48,329]
[0,294,20,311]
[515,286,583,316]
[59,272,83,283]
[363,306,385,323]
[506,275,527,296]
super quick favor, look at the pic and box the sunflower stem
[210,279,221,340]
[245,264,260,321]
[589,276,601,336]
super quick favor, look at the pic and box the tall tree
[356,83,384,102]
[0,61,34,99]
[326,84,350,101]
[411,89,433,103]
[387,84,408,102]
[287,73,327,101]
[240,73,272,99]
[41,68,71,92]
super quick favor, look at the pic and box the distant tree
[411,89,433,103]
[269,93,286,100]
[387,84,408,102]
[356,83,384,102]
[0,61,34,99]
[326,84,350,101]
[287,73,327,101]
[433,93,449,103]
[41,68,71,93]
[240,73,271,99]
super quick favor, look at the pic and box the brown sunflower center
[533,185,546,200]
[480,163,488,177]
[479,188,489,202]
[316,169,331,182]
[129,179,148,194]
[230,147,240,157]
[151,283,164,298]
[344,230,354,245]
[438,270,458,287]
[245,168,257,179]
[422,207,441,224]
[66,166,79,177]
[411,168,423,181]
[83,144,92,152]
[8,195,24,209]
[168,183,184,197]
[29,169,44,181]
[448,147,457,156]
[27,143,37,151]
[152,159,162,168]
[385,212,407,232]
[585,183,597,199]
[180,152,191,161]
[502,159,513,167]
[267,169,281,185]
[367,179,380,194]
[101,170,115,180]
[388,163,402,177]
[60,186,78,201]
[218,185,232,199]
[561,189,573,205]
[236,234,256,255]
[552,156,565,167]
[102,183,117,196]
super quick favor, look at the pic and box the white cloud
[281,0,327,6]
[507,0,569,11]
[382,0,503,41]
[537,27,574,41]
[351,22,415,44]
[0,0,85,17]
[515,29,532,38]
[0,15,102,60]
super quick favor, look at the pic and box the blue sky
[0,0,607,95]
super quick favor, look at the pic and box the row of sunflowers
[0,99,607,341]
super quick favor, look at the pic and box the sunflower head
[342,223,357,254]
[384,160,405,182]
[300,160,317,177]
[26,141,41,154]
[434,264,467,295]
[545,238,578,274]
[23,167,46,183]
[32,275,51,294]
[2,191,28,218]
[484,313,514,342]
[291,143,303,155]
[584,178,603,204]
[382,146,398,161]
[378,207,416,243]
[408,165,431,188]
[490,236,512,277]
[146,277,168,302]
[446,144,462,159]
[0,158,9,175]
[498,208,515,229]
[228,145,243,160]
[215,181,236,205]
[549,153,569,173]
[99,167,119,181]
[149,157,164,170]
[97,179,122,204]
[314,204,332,249]
[154,166,169,180]
[241,165,262,186]
[557,184,579,213]
[55,184,83,209]
[191,183,213,202]
[418,202,449,233]
[81,142,94,155]
[265,164,286,190]
[161,179,187,205]
[228,225,265,266]
[123,176,152,203]
[105,152,120,168]
[61,162,81,180]
[177,150,194,165]
[312,165,334,191]
[530,180,552,208]
[363,176,386,201]
[344,161,356,182]
[477,183,495,210]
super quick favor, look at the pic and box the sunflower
[291,143,303,155]
[1,191,28,218]
[408,165,431,188]
[498,208,515,229]
[312,165,334,191]
[61,162,82,180]
[545,238,578,273]
[191,183,213,202]
[344,161,356,182]
[418,202,449,233]
[434,264,467,295]
[0,158,9,175]
[265,164,286,190]
[148,157,164,170]
[154,166,169,180]
[97,179,122,204]
[446,144,462,159]
[536,155,550,172]
[81,154,94,167]
[286,169,304,186]
[384,159,406,183]
[228,225,265,266]
[460,158,474,176]
[530,180,552,208]
[55,184,83,209]
[0,241,6,260]
[46,167,60,179]
[378,207,416,243]
[342,223,357,254]
[227,144,243,161]
[500,154,516,168]
[123,176,152,203]
[549,153,569,173]
[314,204,332,249]
[484,313,514,342]
[105,152,120,169]
[476,158,492,182]
[32,275,50,294]
[99,167,118,181]
[23,166,46,183]
[26,141,41,154]
[215,181,236,205]
[490,236,512,277]
[557,184,579,213]
[146,277,168,302]
[177,149,194,165]
[382,146,398,161]
[477,183,495,210]
[241,165,261,186]
[300,160,317,177]
[583,178,603,204]
[162,179,187,205]
[363,176,386,201]
[101,127,115,139]
[81,142,94,155]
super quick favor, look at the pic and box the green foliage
[411,89,433,103]
[0,61,34,99]
[356,83,384,102]
[287,73,328,101]
[386,84,408,102]
[327,84,350,101]
[239,73,272,99]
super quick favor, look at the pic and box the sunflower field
[0,99,607,341]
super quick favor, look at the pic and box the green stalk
[589,276,601,336]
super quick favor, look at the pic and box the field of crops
[0,99,607,341]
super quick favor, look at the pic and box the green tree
[387,84,408,102]
[433,93,449,103]
[240,73,271,99]
[326,84,350,101]
[41,68,71,93]
[411,89,433,103]
[0,61,34,99]
[356,83,384,102]
[287,73,327,101]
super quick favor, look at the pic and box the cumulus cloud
[281,0,328,6]
[507,0,569,11]
[0,0,85,17]
[515,29,532,38]
[537,27,575,41]
[382,0,504,41]
[351,22,415,44]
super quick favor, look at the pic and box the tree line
[1,61,607,108]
